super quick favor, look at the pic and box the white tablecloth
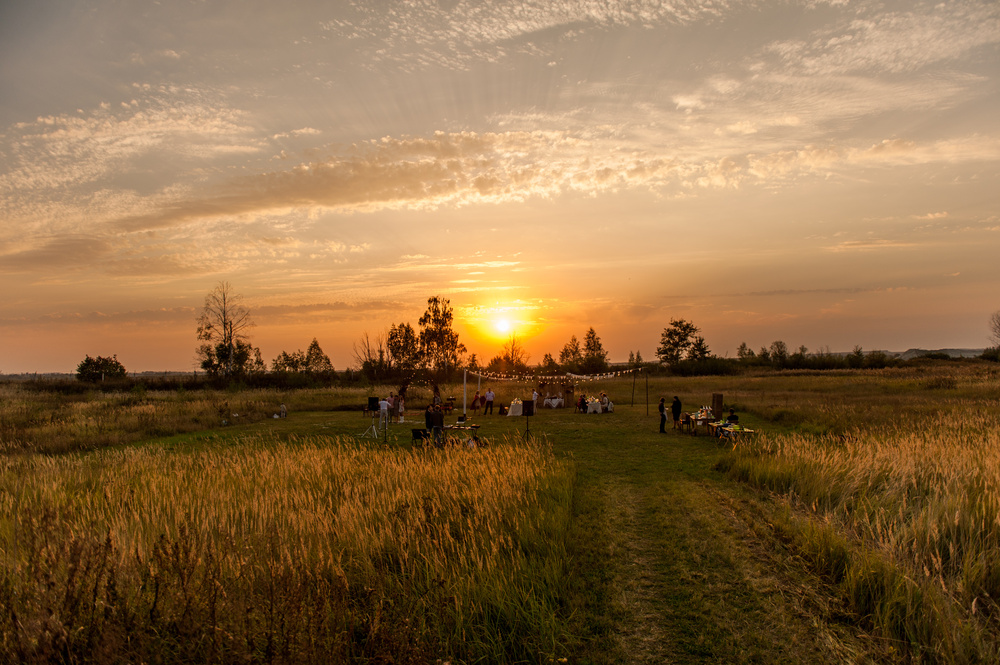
[586,401,602,414]
[507,402,523,417]
[543,397,564,408]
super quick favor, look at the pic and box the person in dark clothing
[658,397,667,433]
[431,405,446,447]
[671,396,682,429]
[726,408,739,424]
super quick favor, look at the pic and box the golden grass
[0,433,575,663]
[721,391,1000,661]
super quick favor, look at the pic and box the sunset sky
[2,0,999,374]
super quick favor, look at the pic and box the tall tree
[502,332,531,372]
[418,296,466,376]
[196,282,257,377]
[688,336,711,361]
[541,353,560,373]
[769,340,789,367]
[304,338,333,372]
[656,318,700,366]
[272,350,306,372]
[581,327,609,374]
[387,322,421,371]
[559,335,583,372]
[991,310,1000,347]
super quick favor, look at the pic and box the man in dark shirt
[430,405,446,447]
[671,396,682,429]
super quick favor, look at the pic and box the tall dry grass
[720,403,1000,662]
[0,383,388,455]
[0,434,574,663]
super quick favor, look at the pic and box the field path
[554,407,880,664]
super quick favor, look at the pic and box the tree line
[69,286,1000,384]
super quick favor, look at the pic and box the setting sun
[495,318,511,334]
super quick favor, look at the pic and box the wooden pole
[631,369,636,406]
[645,370,649,416]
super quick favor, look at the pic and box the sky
[1,0,999,374]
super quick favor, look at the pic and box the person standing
[671,396,682,430]
[658,397,667,433]
[471,390,481,415]
[379,396,390,430]
[397,394,405,422]
[484,387,495,415]
[431,405,446,447]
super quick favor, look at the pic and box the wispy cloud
[323,0,748,71]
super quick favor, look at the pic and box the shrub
[76,354,127,382]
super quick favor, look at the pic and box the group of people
[576,392,613,413]
[424,403,446,447]
[658,396,739,434]
[378,393,406,427]
[469,388,495,415]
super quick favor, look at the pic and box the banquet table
[586,401,602,414]
[507,402,523,417]
[543,397,564,408]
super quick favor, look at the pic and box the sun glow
[495,318,511,334]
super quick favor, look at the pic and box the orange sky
[1,1,999,373]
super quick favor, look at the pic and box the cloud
[0,235,114,273]
[765,2,1000,76]
[825,239,917,252]
[114,130,693,229]
[0,89,262,234]
[322,0,746,71]
[0,306,196,327]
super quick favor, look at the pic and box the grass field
[3,362,1000,663]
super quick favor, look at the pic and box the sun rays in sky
[1,0,999,372]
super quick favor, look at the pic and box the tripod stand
[360,413,380,439]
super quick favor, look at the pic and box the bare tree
[353,330,390,380]
[196,282,255,377]
[991,310,1000,347]
[502,332,531,370]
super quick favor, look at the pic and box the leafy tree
[76,354,127,382]
[196,282,256,377]
[847,345,865,369]
[418,296,466,376]
[387,323,421,371]
[541,353,560,373]
[466,353,480,371]
[201,338,264,377]
[688,336,711,361]
[272,349,306,372]
[736,342,756,362]
[559,335,583,372]
[581,327,609,374]
[304,338,333,372]
[656,319,700,366]
[769,340,789,367]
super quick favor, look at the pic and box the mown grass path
[542,404,883,664]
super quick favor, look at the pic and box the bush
[75,355,127,382]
